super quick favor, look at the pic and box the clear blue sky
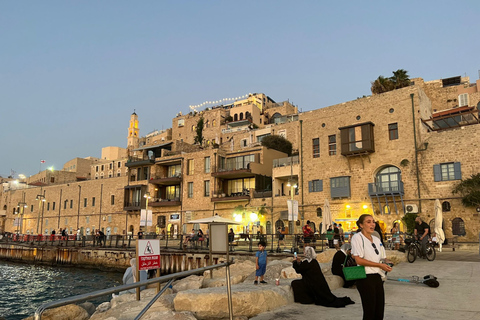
[1,1,479,177]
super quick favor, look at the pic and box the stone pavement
[251,250,480,320]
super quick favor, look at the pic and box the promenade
[252,250,480,320]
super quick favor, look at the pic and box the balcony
[339,122,375,156]
[124,201,141,211]
[211,164,252,179]
[125,156,155,167]
[368,181,404,196]
[149,198,181,207]
[149,174,182,185]
[211,189,250,202]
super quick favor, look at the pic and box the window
[241,139,248,147]
[70,200,73,209]
[452,217,466,236]
[96,166,99,172]
[223,154,255,171]
[86,216,90,224]
[188,182,193,198]
[84,198,87,207]
[168,164,181,177]
[30,205,33,212]
[442,201,451,212]
[204,180,210,197]
[95,173,98,180]
[92,197,96,207]
[388,123,398,140]
[330,176,351,199]
[188,159,194,175]
[101,165,104,171]
[308,180,323,192]
[316,208,322,217]
[375,166,401,193]
[111,195,115,205]
[166,185,180,200]
[227,177,255,195]
[108,216,112,223]
[256,134,270,143]
[204,157,211,173]
[64,200,68,209]
[433,162,461,181]
[212,119,216,127]
[65,218,68,225]
[47,202,50,211]
[118,161,121,168]
[339,122,375,156]
[312,138,320,158]
[50,177,55,183]
[52,202,56,210]
[458,93,469,107]
[117,169,121,177]
[178,119,185,127]
[100,172,104,179]
[109,163,113,170]
[108,171,112,178]
[328,135,336,156]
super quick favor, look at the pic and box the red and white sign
[137,239,160,271]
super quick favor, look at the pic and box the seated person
[331,243,357,288]
[291,246,355,307]
[183,229,196,245]
[118,258,147,295]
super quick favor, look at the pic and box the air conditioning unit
[405,204,418,214]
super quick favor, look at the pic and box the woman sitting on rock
[331,243,357,288]
[291,246,355,307]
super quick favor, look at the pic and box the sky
[1,1,479,178]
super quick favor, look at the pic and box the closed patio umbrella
[322,199,333,234]
[434,199,445,252]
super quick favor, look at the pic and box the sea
[0,260,123,320]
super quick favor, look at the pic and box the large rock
[78,301,96,316]
[316,249,337,263]
[173,275,203,292]
[244,260,291,283]
[203,260,255,287]
[174,283,293,319]
[142,310,198,320]
[22,304,89,320]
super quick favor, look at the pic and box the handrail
[34,261,233,320]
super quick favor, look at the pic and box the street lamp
[36,193,46,234]
[144,192,152,234]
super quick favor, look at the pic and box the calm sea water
[0,260,123,320]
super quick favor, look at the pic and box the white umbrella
[322,199,333,234]
[188,215,240,225]
[434,199,445,252]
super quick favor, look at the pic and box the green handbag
[343,264,366,281]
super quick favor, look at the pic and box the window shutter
[454,162,462,180]
[308,181,313,192]
[433,164,441,182]
[340,129,349,155]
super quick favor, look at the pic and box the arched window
[275,219,285,229]
[442,201,451,212]
[239,112,244,120]
[270,112,282,124]
[452,218,466,236]
[316,207,322,217]
[383,205,390,215]
[205,120,209,128]
[212,119,216,127]
[266,221,272,234]
[245,111,250,119]
[234,114,238,121]
[375,166,402,193]
[309,221,316,232]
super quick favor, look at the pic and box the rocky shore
[24,250,406,320]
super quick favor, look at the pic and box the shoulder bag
[342,236,366,281]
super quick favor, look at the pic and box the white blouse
[351,232,386,275]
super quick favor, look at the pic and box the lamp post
[17,201,27,234]
[36,193,46,234]
[144,192,151,234]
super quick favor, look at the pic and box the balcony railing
[149,173,182,185]
[125,156,155,167]
[273,155,299,168]
[368,181,404,196]
[150,198,181,207]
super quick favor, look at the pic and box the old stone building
[1,75,479,241]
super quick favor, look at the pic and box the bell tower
[127,111,140,150]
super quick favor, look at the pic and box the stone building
[1,75,480,241]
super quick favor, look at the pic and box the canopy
[434,199,445,245]
[188,215,240,225]
[322,199,333,234]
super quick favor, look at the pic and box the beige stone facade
[2,82,480,241]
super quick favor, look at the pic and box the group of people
[49,228,69,241]
[182,228,205,246]
[290,214,394,319]
[325,223,344,249]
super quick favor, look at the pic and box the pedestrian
[303,220,314,244]
[390,222,401,250]
[76,228,81,241]
[333,223,341,249]
[276,227,285,252]
[338,223,345,243]
[61,228,67,240]
[254,240,268,285]
[98,229,105,246]
[331,243,357,288]
[351,214,393,320]
[326,225,334,248]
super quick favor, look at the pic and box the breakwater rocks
[25,251,407,320]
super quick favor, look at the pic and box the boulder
[174,283,293,319]
[280,266,301,279]
[203,260,255,287]
[142,310,198,320]
[173,275,203,292]
[316,249,337,263]
[243,259,291,283]
[22,304,89,320]
[96,302,111,313]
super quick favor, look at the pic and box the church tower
[127,111,140,150]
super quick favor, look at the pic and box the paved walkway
[251,250,480,320]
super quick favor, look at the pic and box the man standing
[414,217,430,258]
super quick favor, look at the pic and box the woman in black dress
[291,246,355,307]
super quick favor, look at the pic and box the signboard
[169,214,180,221]
[287,200,299,221]
[140,209,153,226]
[137,239,160,271]
[210,223,228,253]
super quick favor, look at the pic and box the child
[254,241,268,284]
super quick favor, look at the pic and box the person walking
[254,241,268,284]
[351,214,393,320]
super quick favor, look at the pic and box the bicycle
[404,234,436,263]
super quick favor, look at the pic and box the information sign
[137,239,160,271]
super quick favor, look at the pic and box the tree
[452,173,480,208]
[194,117,204,145]
[261,135,292,156]
[371,69,411,94]
[402,212,417,233]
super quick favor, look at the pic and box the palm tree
[390,69,410,89]
[371,76,394,94]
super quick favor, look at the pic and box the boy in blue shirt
[254,241,267,284]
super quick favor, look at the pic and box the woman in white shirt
[351,214,393,320]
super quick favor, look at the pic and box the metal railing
[34,261,233,320]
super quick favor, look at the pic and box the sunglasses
[371,243,379,255]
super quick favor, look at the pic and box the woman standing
[351,214,393,320]
[390,222,401,250]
